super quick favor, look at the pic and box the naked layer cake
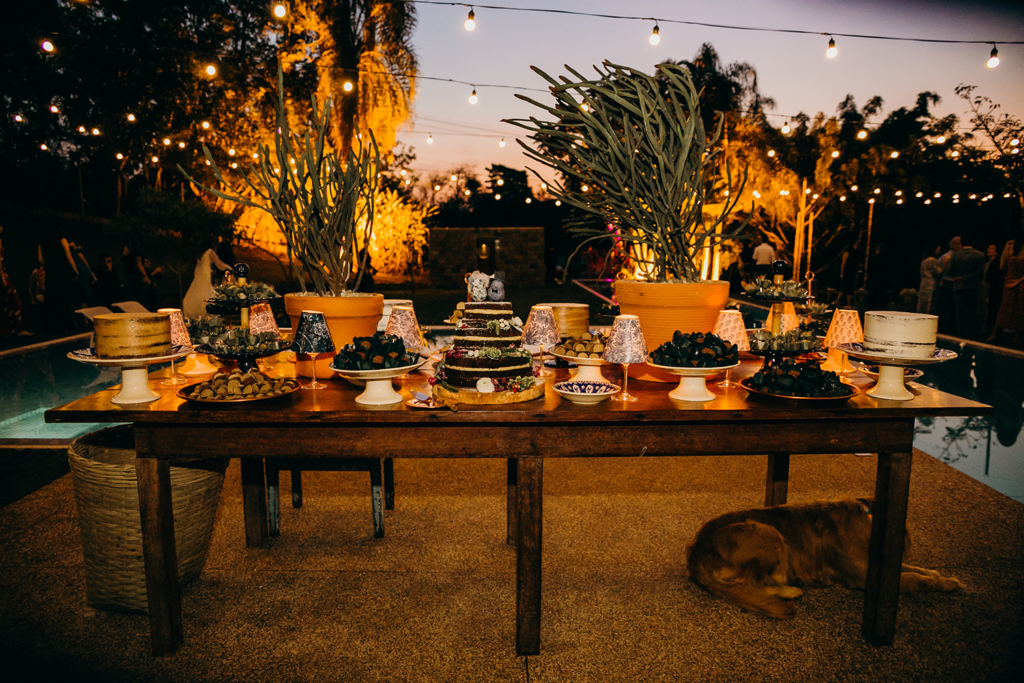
[862,311,937,359]
[94,312,172,359]
[436,302,534,390]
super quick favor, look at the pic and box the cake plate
[68,345,192,405]
[551,351,609,383]
[646,362,740,402]
[329,357,429,405]
[837,343,957,401]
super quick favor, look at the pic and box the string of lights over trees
[3,1,1022,289]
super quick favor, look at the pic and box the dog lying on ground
[686,499,963,619]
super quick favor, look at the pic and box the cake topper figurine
[465,270,506,302]
[487,278,505,302]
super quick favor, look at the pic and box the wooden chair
[75,306,114,323]
[264,458,395,539]
[112,301,150,314]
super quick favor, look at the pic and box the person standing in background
[40,227,80,332]
[990,232,1024,346]
[92,253,121,309]
[945,235,986,339]
[983,243,1004,336]
[937,237,960,333]
[752,237,776,278]
[0,226,31,337]
[917,243,942,315]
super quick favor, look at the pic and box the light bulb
[831,151,839,158]
[128,113,136,122]
[465,9,475,31]
[890,151,899,158]
[228,148,236,156]
[499,138,505,147]
[525,198,532,204]
[450,174,458,182]
[40,144,48,150]
[49,105,59,113]
[925,199,932,204]
[840,196,846,202]
[869,198,875,204]
[179,142,186,148]
[343,81,353,92]
[916,192,923,197]
[987,46,999,68]
[274,4,286,18]
[581,184,589,192]
[970,194,977,199]
[434,184,440,191]
[934,192,941,198]
[497,178,504,186]
[253,153,258,159]
[427,134,433,144]
[767,150,775,157]
[541,182,546,189]
[469,89,477,104]
[463,189,470,196]
[41,40,54,53]
[874,188,881,194]
[205,64,217,76]
[231,162,238,169]
[14,115,23,122]
[1013,149,1021,155]
[91,128,100,136]
[953,194,959,199]
[851,185,858,191]
[649,25,660,46]
[857,130,867,140]
[1005,193,1012,198]
[936,135,946,144]
[495,194,501,200]
[951,150,960,157]
[555,200,561,206]
[78,126,86,133]
[812,194,819,199]
[116,153,123,160]
[897,199,903,204]
[581,103,590,112]
[201,121,210,129]
[805,188,811,194]
[1012,138,1020,146]
[163,138,171,145]
[782,122,790,134]
[896,191,902,196]
[399,170,406,176]
[152,156,159,163]
[826,37,837,59]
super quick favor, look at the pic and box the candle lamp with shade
[385,305,423,378]
[712,309,749,388]
[602,314,648,402]
[522,305,559,377]
[157,308,191,386]
[293,310,334,390]
[820,308,862,383]
[249,302,281,372]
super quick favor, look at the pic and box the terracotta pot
[614,279,731,382]
[284,292,384,377]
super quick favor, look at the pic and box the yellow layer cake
[94,312,172,359]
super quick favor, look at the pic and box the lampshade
[157,308,190,347]
[761,301,798,333]
[823,309,864,348]
[384,305,422,351]
[379,299,414,332]
[602,314,649,365]
[248,302,280,339]
[293,310,334,354]
[522,305,559,346]
[713,310,750,352]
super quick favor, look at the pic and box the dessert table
[45,357,990,657]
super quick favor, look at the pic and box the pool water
[1,335,1021,503]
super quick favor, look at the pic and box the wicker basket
[68,425,228,614]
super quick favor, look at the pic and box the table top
[45,356,991,426]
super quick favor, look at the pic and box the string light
[343,81,354,92]
[163,138,171,145]
[49,105,59,113]
[804,188,811,194]
[116,153,123,160]
[14,115,23,122]
[427,134,433,144]
[581,103,590,112]
[151,156,159,163]
[469,88,478,104]
[890,151,899,158]
[40,144,48,150]
[78,126,86,133]
[767,150,775,157]
[840,196,846,201]
[826,37,837,58]
[869,198,875,204]
[231,162,238,169]
[201,121,210,129]
[555,200,562,206]
[499,138,505,147]
[857,130,867,140]
[464,189,471,196]
[873,188,881,194]
[525,197,532,204]
[497,178,504,186]
[274,4,287,18]
[253,153,259,159]
[831,151,839,158]
[782,120,790,134]
[205,64,217,76]
[41,40,54,53]
[895,190,902,196]
[581,184,590,192]
[434,184,441,190]
[465,8,475,31]
[925,199,932,204]
[649,24,661,46]
[951,150,960,158]
[934,192,941,198]
[228,148,236,156]
[916,192,923,197]
[970,194,977,199]
[987,46,999,68]
[495,194,501,200]
[1012,139,1020,146]
[850,185,858,191]
[91,128,100,136]
[179,142,186,148]
[897,199,903,204]
[936,135,946,143]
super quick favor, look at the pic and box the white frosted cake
[862,312,937,359]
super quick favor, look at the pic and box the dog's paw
[941,576,964,592]
[776,586,803,600]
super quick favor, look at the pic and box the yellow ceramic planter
[284,292,384,377]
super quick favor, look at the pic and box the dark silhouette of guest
[40,228,80,332]
[92,253,122,309]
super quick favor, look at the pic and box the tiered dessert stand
[201,263,284,373]
[837,343,957,401]
[69,346,192,405]
[329,357,429,405]
[646,361,741,402]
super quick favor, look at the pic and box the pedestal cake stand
[68,346,192,405]
[551,351,610,383]
[329,357,429,405]
[646,362,740,402]
[837,343,957,401]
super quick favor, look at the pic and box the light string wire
[401,0,1024,45]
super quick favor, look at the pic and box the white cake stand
[551,351,610,383]
[68,346,192,405]
[329,357,428,405]
[646,361,740,402]
[837,343,957,401]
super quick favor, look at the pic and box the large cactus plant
[507,61,747,282]
[180,64,379,295]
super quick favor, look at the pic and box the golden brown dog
[686,499,963,619]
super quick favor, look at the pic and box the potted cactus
[507,61,748,380]
[181,65,383,376]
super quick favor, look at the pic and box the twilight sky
[393,0,1024,182]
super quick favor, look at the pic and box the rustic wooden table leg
[863,449,913,645]
[507,457,518,545]
[241,458,269,547]
[369,459,385,539]
[516,456,542,656]
[764,453,790,507]
[291,470,303,508]
[265,460,281,538]
[384,457,395,511]
[136,456,183,656]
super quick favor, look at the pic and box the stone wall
[429,226,545,288]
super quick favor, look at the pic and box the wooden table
[46,359,990,657]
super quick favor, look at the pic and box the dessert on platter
[180,371,299,402]
[94,312,172,359]
[649,331,739,368]
[553,332,607,360]
[433,271,542,404]
[862,312,937,359]
[741,359,856,400]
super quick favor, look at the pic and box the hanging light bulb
[497,178,504,186]
[78,126,86,133]
[91,128,100,136]
[49,105,59,113]
[857,130,867,140]
[465,8,475,31]
[916,192,923,197]
[469,89,477,104]
[201,121,210,129]
[555,200,562,206]
[936,135,946,144]
[205,64,217,76]
[839,196,847,202]
[343,81,353,92]
[427,134,433,144]
[116,153,124,160]
[525,198,532,204]
[851,185,858,191]
[40,144,48,151]
[163,138,171,145]
[826,37,837,59]
[179,142,186,148]
[499,138,505,147]
[274,4,287,18]
[987,46,999,69]
[41,40,54,53]
[14,115,23,122]
[782,121,790,134]
[890,151,899,158]
[151,156,159,163]
[433,184,440,191]
[495,194,501,200]
[951,150,960,158]
[649,24,660,46]
[228,148,236,156]
[831,151,840,158]
[767,150,776,157]
[1010,138,1020,146]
